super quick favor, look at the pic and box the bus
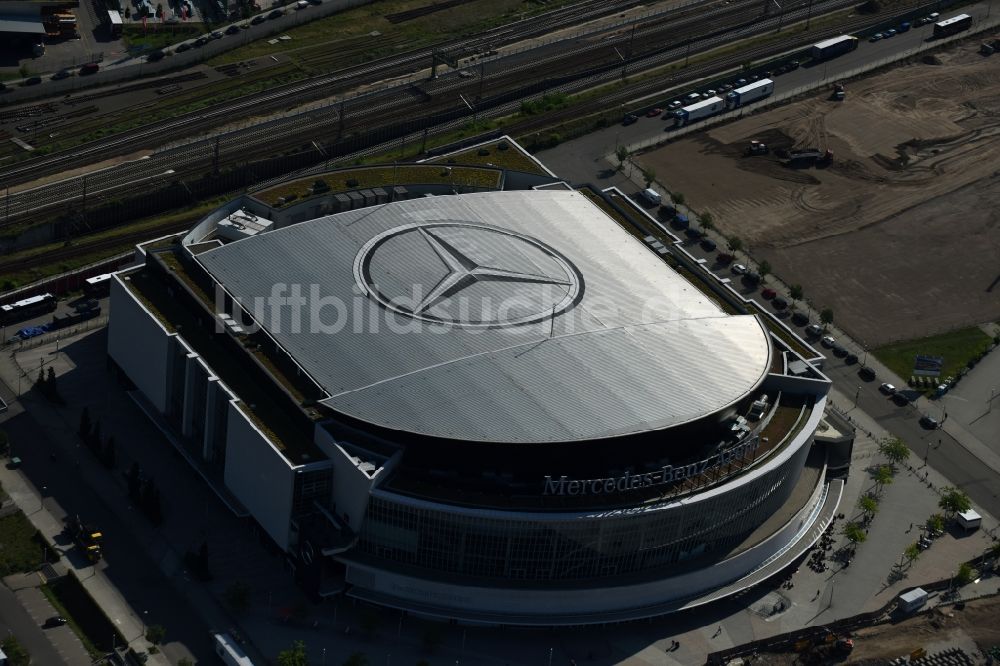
[213,633,254,666]
[107,10,123,38]
[0,293,57,325]
[933,13,972,38]
[84,273,113,297]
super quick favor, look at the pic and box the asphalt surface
[0,584,73,666]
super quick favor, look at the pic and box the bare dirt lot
[756,595,1000,664]
[638,44,1000,346]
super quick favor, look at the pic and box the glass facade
[356,441,809,583]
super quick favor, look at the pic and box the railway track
[0,0,943,234]
[0,0,644,188]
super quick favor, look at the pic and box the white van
[641,188,662,205]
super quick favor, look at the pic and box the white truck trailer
[726,78,774,108]
[673,96,725,126]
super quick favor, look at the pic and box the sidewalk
[0,445,170,665]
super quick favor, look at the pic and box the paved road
[0,582,78,666]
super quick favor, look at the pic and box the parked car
[210,30,224,39]
[870,33,883,41]
[646,107,663,118]
[892,392,910,405]
[845,353,859,365]
[832,344,848,357]
[668,100,682,110]
[622,113,639,125]
[731,263,748,275]
[772,296,788,310]
[899,21,911,32]
[147,49,165,61]
[742,272,761,285]
[805,323,823,336]
[761,288,777,300]
[43,616,68,628]
[701,238,717,251]
[251,14,267,24]
[308,0,322,5]
[194,36,209,47]
[268,8,284,19]
[176,42,192,51]
[79,62,99,75]
[684,226,702,239]
[51,69,72,80]
[716,252,734,264]
[225,24,240,34]
[791,311,809,326]
[22,76,42,86]
[885,28,897,37]
[919,415,939,429]
[821,335,836,347]
[880,382,896,395]
[859,366,876,381]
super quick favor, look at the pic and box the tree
[224,580,251,614]
[127,462,142,502]
[671,191,685,207]
[146,624,166,645]
[156,2,163,17]
[641,166,656,188]
[422,624,444,653]
[124,5,130,18]
[78,407,92,439]
[843,521,867,545]
[342,653,369,666]
[903,543,921,568]
[938,486,972,516]
[178,659,194,666]
[874,464,894,495]
[699,211,714,231]
[757,260,771,285]
[615,145,628,172]
[857,494,878,517]
[955,562,976,586]
[359,608,381,637]
[0,636,30,666]
[788,284,804,309]
[726,236,743,255]
[926,513,945,533]
[36,368,45,389]
[277,640,309,666]
[88,420,103,453]
[878,437,910,469]
[820,307,834,329]
[101,435,116,469]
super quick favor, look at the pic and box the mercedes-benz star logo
[353,221,583,327]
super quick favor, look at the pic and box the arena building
[107,143,846,624]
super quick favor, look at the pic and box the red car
[761,288,777,300]
[79,62,99,75]
[716,252,734,264]
[646,108,664,118]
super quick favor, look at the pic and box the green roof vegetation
[253,164,502,207]
[430,139,549,175]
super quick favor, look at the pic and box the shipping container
[810,35,859,60]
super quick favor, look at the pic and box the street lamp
[854,386,861,407]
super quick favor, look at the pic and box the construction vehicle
[67,515,103,562]
[832,82,846,101]
[746,140,769,155]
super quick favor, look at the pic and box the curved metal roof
[197,190,771,443]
